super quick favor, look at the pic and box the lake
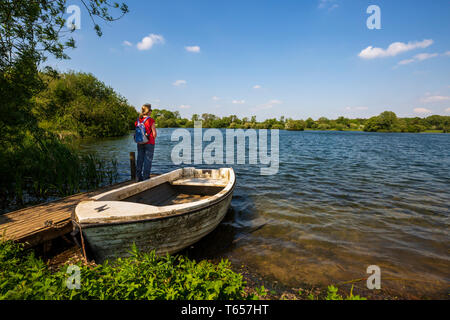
[78,129,450,298]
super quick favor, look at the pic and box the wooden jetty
[0,180,134,248]
[0,152,148,250]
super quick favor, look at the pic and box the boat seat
[171,177,228,187]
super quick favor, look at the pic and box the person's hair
[139,104,152,118]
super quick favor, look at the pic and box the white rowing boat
[72,167,236,263]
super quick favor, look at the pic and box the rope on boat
[44,219,71,229]
[72,219,88,264]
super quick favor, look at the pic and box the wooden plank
[130,152,136,180]
[171,177,228,187]
[0,180,134,246]
[19,223,74,248]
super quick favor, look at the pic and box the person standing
[135,104,157,181]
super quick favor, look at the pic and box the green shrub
[306,285,366,300]
[34,72,138,138]
[325,285,366,300]
[0,241,250,300]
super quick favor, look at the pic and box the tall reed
[0,134,119,214]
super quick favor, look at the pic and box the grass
[304,128,364,132]
[421,130,445,133]
[0,135,119,214]
[311,285,366,300]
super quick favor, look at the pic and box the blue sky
[49,0,450,120]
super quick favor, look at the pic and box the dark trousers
[136,143,155,181]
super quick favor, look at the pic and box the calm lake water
[79,129,450,298]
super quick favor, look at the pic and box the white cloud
[358,39,433,59]
[122,40,133,47]
[252,99,282,111]
[178,105,191,109]
[420,95,450,103]
[212,96,220,101]
[232,100,245,104]
[253,85,261,89]
[173,80,187,86]
[318,0,328,8]
[399,50,450,65]
[414,108,432,114]
[137,34,165,51]
[328,4,339,11]
[397,58,415,65]
[415,53,439,61]
[185,46,200,53]
[318,0,339,11]
[398,52,439,65]
[265,99,282,107]
[445,107,450,113]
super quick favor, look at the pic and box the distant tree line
[363,111,449,133]
[152,109,450,133]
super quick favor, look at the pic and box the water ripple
[80,130,450,298]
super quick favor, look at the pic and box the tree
[318,117,330,124]
[0,1,128,207]
[1,0,128,143]
[305,117,315,129]
[285,119,305,131]
[379,111,398,127]
[34,72,137,137]
[336,116,350,127]
[364,111,399,132]
[424,115,450,130]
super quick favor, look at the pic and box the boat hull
[81,190,233,263]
